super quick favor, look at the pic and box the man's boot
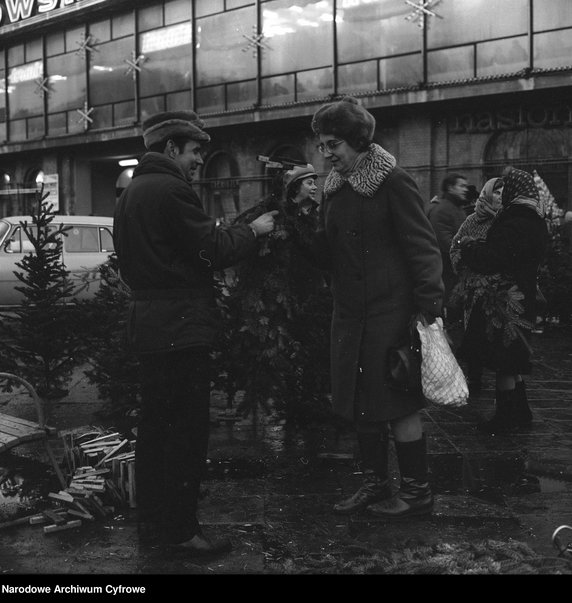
[476,389,516,434]
[333,433,391,514]
[513,380,532,427]
[368,436,433,519]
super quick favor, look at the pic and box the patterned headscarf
[474,177,503,222]
[501,169,544,218]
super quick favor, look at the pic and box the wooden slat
[0,421,44,439]
[0,414,41,429]
[0,414,56,435]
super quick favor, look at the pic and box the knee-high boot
[333,432,391,514]
[513,380,533,427]
[368,435,433,518]
[477,388,517,434]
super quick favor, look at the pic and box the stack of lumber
[0,427,137,535]
[60,428,136,509]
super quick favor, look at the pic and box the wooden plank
[43,520,82,534]
[67,509,95,521]
[42,510,67,525]
[48,492,74,504]
[127,461,136,509]
[0,514,39,530]
[0,420,44,438]
[29,512,67,525]
[95,439,128,468]
[0,413,42,428]
[80,432,121,446]
[0,415,56,436]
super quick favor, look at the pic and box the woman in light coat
[306,97,444,518]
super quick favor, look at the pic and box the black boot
[334,433,391,515]
[513,380,532,427]
[476,389,516,434]
[368,436,433,519]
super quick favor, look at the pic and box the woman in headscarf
[305,96,444,519]
[459,169,548,433]
[450,177,504,394]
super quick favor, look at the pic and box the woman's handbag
[386,319,422,393]
[416,317,469,407]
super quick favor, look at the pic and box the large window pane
[194,0,224,18]
[139,22,193,98]
[427,46,474,83]
[296,67,332,100]
[261,0,333,76]
[534,0,572,31]
[379,54,422,89]
[477,36,528,77]
[165,0,191,25]
[428,0,528,48]
[89,37,135,105]
[338,60,377,94]
[337,0,419,63]
[262,74,295,104]
[8,61,44,119]
[534,30,572,70]
[227,80,256,110]
[138,4,163,32]
[196,86,225,113]
[47,52,85,113]
[196,7,256,86]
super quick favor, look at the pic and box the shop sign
[451,103,572,134]
[0,0,85,28]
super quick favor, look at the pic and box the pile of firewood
[61,428,136,507]
[35,428,136,534]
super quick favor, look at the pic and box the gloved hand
[414,310,439,326]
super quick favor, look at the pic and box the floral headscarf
[501,169,544,218]
[474,177,503,222]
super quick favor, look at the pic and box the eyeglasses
[317,139,344,155]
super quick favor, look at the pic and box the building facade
[0,0,571,220]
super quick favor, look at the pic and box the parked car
[0,215,114,307]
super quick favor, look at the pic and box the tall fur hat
[311,96,375,152]
[142,110,211,149]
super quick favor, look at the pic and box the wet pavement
[0,324,571,583]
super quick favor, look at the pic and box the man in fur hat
[114,110,277,556]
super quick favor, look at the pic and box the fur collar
[323,143,396,198]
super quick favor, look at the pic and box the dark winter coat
[427,193,467,302]
[113,152,257,355]
[308,144,444,423]
[460,203,548,373]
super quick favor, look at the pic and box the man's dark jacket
[113,152,257,354]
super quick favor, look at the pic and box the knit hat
[142,110,211,149]
[283,164,317,191]
[311,96,376,152]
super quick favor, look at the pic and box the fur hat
[311,96,375,152]
[142,110,211,149]
[283,164,317,192]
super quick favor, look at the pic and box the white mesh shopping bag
[416,318,469,407]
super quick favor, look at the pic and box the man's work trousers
[136,346,211,544]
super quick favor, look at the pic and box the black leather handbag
[386,319,422,393]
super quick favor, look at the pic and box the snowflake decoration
[405,0,443,28]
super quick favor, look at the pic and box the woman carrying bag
[304,97,444,519]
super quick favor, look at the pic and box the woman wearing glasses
[307,97,444,519]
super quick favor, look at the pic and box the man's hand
[249,210,279,237]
